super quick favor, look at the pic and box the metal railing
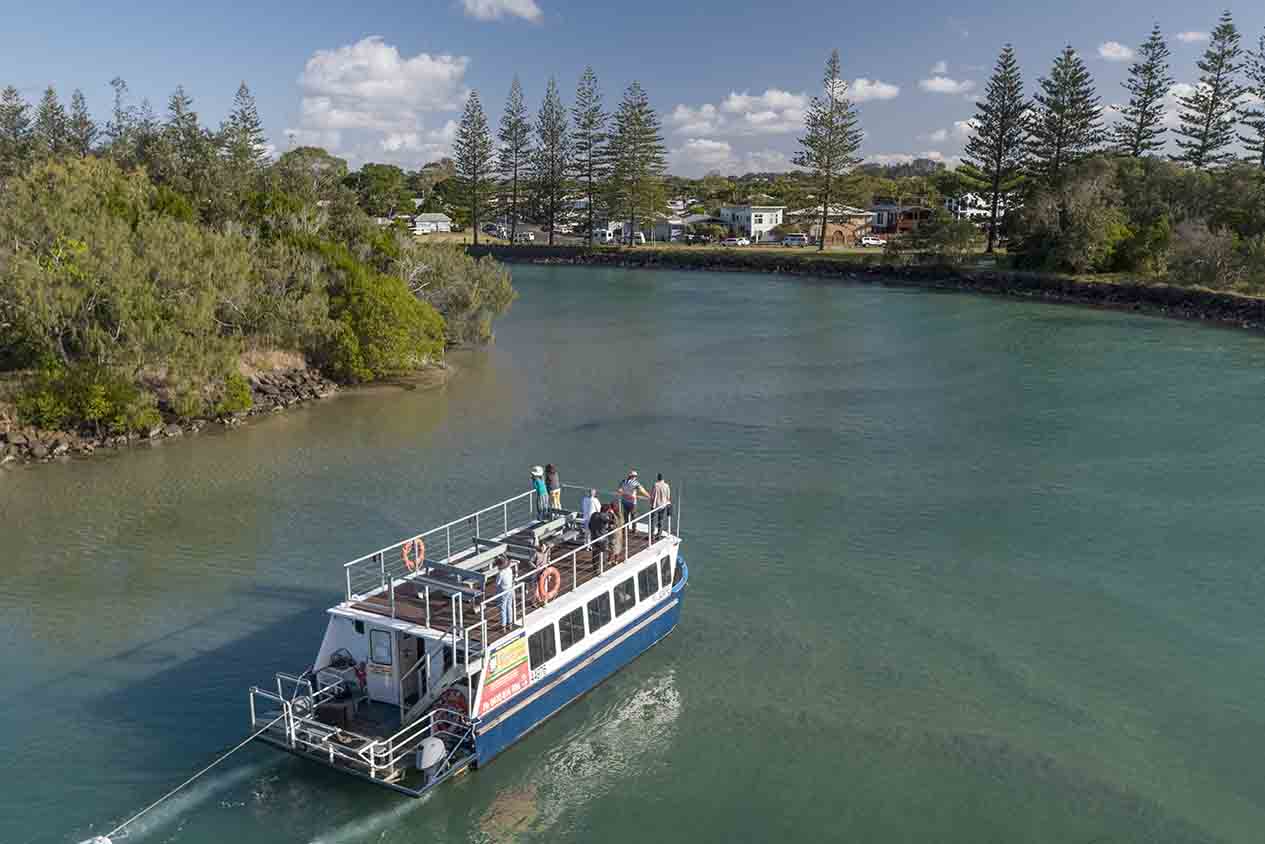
[462,500,674,657]
[249,677,474,786]
[343,490,537,602]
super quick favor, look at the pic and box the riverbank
[0,367,340,465]
[468,245,1265,332]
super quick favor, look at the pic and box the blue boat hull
[473,560,688,765]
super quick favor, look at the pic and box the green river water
[3,265,1265,844]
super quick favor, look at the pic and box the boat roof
[335,484,677,650]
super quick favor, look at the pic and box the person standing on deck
[580,488,601,542]
[588,503,611,562]
[545,464,562,511]
[496,556,516,630]
[651,474,671,538]
[611,498,626,558]
[618,470,650,524]
[531,466,548,519]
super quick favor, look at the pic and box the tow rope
[79,712,287,844]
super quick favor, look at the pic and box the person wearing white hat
[531,466,548,519]
[618,470,650,523]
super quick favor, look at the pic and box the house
[869,199,934,236]
[651,214,687,242]
[413,213,452,235]
[719,199,786,242]
[789,204,875,246]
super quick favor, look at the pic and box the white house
[719,201,785,242]
[413,213,452,235]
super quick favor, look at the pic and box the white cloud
[672,138,735,171]
[1098,41,1135,62]
[864,150,958,167]
[742,149,794,172]
[287,37,468,163]
[1176,31,1209,43]
[462,0,542,21]
[931,60,948,75]
[849,78,900,102]
[927,128,949,142]
[721,89,808,113]
[953,119,977,140]
[920,76,975,95]
[669,103,724,135]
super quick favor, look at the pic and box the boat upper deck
[339,485,675,652]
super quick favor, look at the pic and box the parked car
[618,232,646,245]
[482,223,499,235]
[514,231,535,244]
[592,229,615,244]
[782,233,810,247]
[860,235,887,247]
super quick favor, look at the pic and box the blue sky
[2,0,1262,175]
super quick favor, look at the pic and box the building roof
[414,213,452,223]
[720,202,787,211]
[790,204,874,219]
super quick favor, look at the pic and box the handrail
[481,501,672,620]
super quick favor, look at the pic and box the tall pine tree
[571,67,607,246]
[496,77,532,241]
[0,85,32,179]
[33,86,70,158]
[792,49,863,253]
[68,89,97,157]
[608,81,666,247]
[1174,10,1245,169]
[1028,46,1103,184]
[1241,28,1265,168]
[223,82,268,170]
[454,90,495,245]
[962,45,1029,253]
[1113,25,1174,157]
[531,77,572,246]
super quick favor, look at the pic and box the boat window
[613,577,636,617]
[637,564,659,601]
[659,556,671,587]
[369,629,392,666]
[588,592,612,633]
[558,607,586,652]
[528,626,557,668]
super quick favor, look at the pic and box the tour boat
[248,484,687,796]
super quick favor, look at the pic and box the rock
[29,442,49,460]
[51,439,70,457]
[163,424,183,438]
[145,424,163,440]
[77,441,95,455]
[7,432,28,447]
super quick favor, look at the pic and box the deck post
[346,567,352,601]
[446,526,451,563]
[425,585,431,628]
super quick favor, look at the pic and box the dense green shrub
[215,372,253,415]
[16,364,160,433]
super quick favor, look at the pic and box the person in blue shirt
[532,465,548,519]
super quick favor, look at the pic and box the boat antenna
[77,712,287,844]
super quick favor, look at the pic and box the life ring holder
[402,536,426,572]
[536,566,562,604]
[431,686,470,737]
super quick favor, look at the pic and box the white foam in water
[88,757,278,843]
[308,793,433,844]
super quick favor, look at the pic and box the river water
[3,265,1265,844]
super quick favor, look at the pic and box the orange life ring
[402,537,426,571]
[536,566,562,604]
[431,686,469,736]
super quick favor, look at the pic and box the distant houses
[413,212,453,235]
[789,204,874,246]
[719,196,786,243]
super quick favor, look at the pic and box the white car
[722,237,750,247]
[781,233,810,247]
[860,236,887,247]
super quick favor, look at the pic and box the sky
[2,0,1263,177]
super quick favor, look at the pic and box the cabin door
[366,627,397,703]
[399,635,422,706]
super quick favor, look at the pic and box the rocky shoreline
[469,246,1265,332]
[0,368,338,466]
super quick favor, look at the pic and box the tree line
[451,69,668,246]
[0,80,514,435]
[952,10,1265,285]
